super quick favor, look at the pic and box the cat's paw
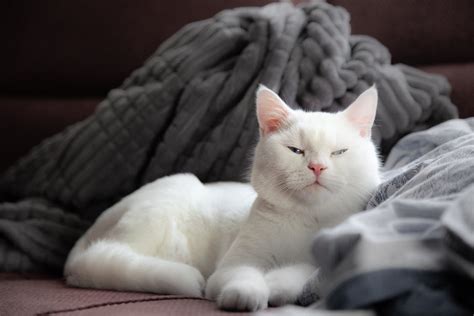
[163,264,205,297]
[204,270,224,300]
[265,272,298,307]
[268,287,296,307]
[217,281,269,311]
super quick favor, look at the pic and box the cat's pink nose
[308,162,327,177]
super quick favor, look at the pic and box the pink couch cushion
[0,274,253,316]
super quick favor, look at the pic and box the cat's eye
[331,148,348,156]
[287,146,304,155]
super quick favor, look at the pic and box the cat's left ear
[342,85,378,138]
[256,85,293,136]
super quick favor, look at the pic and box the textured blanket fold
[0,2,457,273]
[299,118,474,315]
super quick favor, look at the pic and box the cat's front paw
[217,281,269,311]
[267,285,297,307]
[163,264,205,297]
[268,287,296,307]
[265,272,298,307]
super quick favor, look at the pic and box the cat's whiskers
[286,172,315,191]
[318,174,346,192]
[262,172,299,197]
[320,173,345,183]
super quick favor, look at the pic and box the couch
[1,0,473,314]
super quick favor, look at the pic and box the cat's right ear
[342,85,378,138]
[256,85,292,136]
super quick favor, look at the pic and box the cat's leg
[265,263,316,307]
[205,218,271,311]
[65,240,205,296]
[206,265,269,311]
[65,197,206,296]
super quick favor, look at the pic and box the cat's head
[251,85,381,214]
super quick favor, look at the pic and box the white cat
[64,85,381,311]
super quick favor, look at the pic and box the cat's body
[65,85,381,311]
[64,175,256,296]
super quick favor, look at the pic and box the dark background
[1,0,473,172]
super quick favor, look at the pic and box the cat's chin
[295,182,338,206]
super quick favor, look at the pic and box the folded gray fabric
[0,199,89,272]
[0,2,456,273]
[300,118,474,315]
[442,188,474,280]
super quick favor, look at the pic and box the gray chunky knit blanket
[0,1,457,277]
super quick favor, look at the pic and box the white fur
[64,174,256,296]
[206,85,380,311]
[64,86,381,311]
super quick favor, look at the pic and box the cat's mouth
[316,181,331,191]
[306,179,331,192]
